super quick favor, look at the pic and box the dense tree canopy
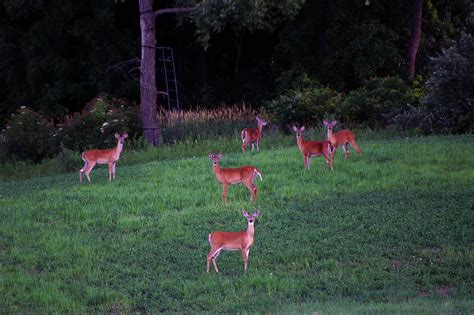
[0,0,471,126]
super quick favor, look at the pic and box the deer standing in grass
[241,116,269,153]
[323,120,362,159]
[208,153,263,204]
[292,126,334,170]
[207,210,260,273]
[79,133,128,183]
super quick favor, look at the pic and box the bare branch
[155,7,197,18]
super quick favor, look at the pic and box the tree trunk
[406,0,423,80]
[139,0,161,146]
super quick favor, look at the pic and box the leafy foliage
[60,96,141,152]
[193,0,305,48]
[266,73,342,126]
[3,107,55,162]
[422,34,474,133]
[338,77,420,128]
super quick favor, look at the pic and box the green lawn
[1,135,473,313]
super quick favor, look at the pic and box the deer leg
[241,248,249,271]
[307,156,312,170]
[324,153,333,171]
[256,140,260,152]
[222,184,228,204]
[212,250,222,273]
[108,162,113,181]
[84,161,96,183]
[350,140,363,156]
[331,147,338,160]
[112,162,116,180]
[207,247,221,273]
[242,142,247,153]
[79,161,88,184]
[243,180,257,202]
[342,143,350,159]
[251,143,255,151]
[303,156,308,170]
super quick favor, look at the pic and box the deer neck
[246,222,255,238]
[257,124,264,134]
[115,140,124,156]
[212,163,221,175]
[296,136,305,151]
[326,128,334,141]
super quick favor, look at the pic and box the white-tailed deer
[208,153,263,204]
[79,133,128,183]
[241,116,269,153]
[292,126,334,170]
[207,210,260,272]
[323,120,362,159]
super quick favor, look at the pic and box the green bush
[338,77,420,128]
[57,143,81,172]
[60,96,141,152]
[422,34,474,133]
[3,107,56,162]
[267,73,342,126]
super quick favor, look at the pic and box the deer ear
[242,210,249,217]
[217,153,223,159]
[253,210,260,218]
[333,120,337,125]
[208,152,213,159]
[323,120,328,126]
[292,125,297,132]
[301,126,305,131]
[123,133,128,139]
[114,133,119,139]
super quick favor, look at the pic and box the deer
[79,132,128,183]
[241,116,269,153]
[207,210,260,273]
[292,126,334,170]
[208,153,263,204]
[323,120,362,159]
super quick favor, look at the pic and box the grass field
[1,134,473,313]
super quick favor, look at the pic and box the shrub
[422,34,474,133]
[57,143,80,172]
[267,73,342,127]
[60,100,108,152]
[338,77,420,128]
[60,95,141,152]
[3,107,56,162]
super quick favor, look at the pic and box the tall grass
[159,103,270,143]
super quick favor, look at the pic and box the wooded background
[1,0,470,119]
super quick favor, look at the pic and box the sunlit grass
[1,134,473,313]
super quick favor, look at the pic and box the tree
[138,0,196,146]
[406,0,423,79]
[138,0,304,146]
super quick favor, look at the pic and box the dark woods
[0,0,472,162]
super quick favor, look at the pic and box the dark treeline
[1,0,470,121]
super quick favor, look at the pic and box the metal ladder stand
[157,46,182,140]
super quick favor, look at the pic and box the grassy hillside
[1,135,473,313]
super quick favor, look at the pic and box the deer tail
[208,233,212,244]
[241,129,246,143]
[254,168,263,181]
[80,152,87,171]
